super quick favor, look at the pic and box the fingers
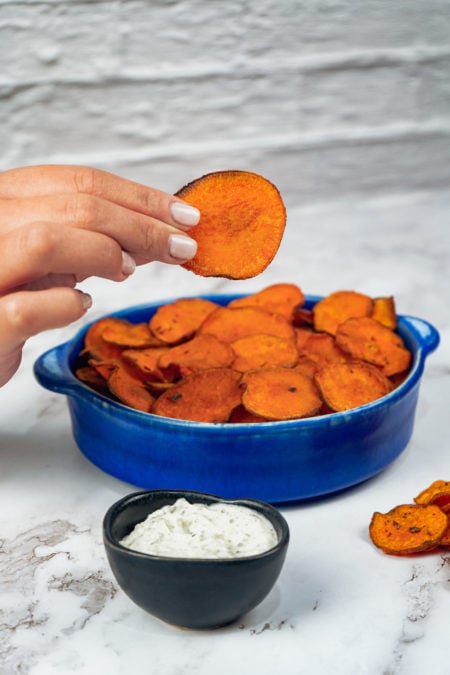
[0,345,23,388]
[0,165,203,388]
[0,193,198,265]
[0,222,136,292]
[13,272,78,292]
[0,287,92,350]
[0,165,200,230]
[0,287,92,386]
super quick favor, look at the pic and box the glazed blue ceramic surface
[34,295,440,504]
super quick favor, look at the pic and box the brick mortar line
[0,0,124,4]
[8,121,448,169]
[1,45,450,91]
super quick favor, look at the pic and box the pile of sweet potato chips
[370,480,450,555]
[74,283,413,423]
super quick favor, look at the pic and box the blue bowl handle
[400,316,440,357]
[34,344,75,394]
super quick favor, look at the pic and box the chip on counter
[369,482,450,556]
[369,504,448,555]
[414,480,450,512]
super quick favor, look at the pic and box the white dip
[119,498,278,558]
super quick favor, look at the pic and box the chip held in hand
[175,170,287,279]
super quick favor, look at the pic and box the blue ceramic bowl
[34,294,440,504]
[103,489,289,629]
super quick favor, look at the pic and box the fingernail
[122,251,136,275]
[169,234,198,260]
[78,291,92,310]
[170,202,200,227]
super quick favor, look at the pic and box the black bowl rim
[103,489,290,563]
[35,293,440,429]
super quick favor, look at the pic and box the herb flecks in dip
[119,498,278,559]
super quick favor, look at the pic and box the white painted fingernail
[170,202,200,227]
[122,251,136,275]
[78,291,92,310]
[169,234,198,260]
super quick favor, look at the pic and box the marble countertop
[1,190,449,675]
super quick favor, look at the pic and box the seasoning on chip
[158,334,234,379]
[315,360,393,412]
[101,319,162,348]
[414,480,450,512]
[149,298,219,345]
[369,504,448,555]
[107,365,155,413]
[228,283,304,321]
[369,481,450,556]
[241,368,322,421]
[83,318,125,361]
[198,305,295,343]
[231,334,298,373]
[122,347,170,382]
[335,316,411,377]
[313,290,373,336]
[176,170,287,279]
[370,296,397,330]
[152,368,242,423]
[74,282,413,422]
[299,332,350,369]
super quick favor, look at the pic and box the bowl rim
[35,292,440,429]
[103,489,290,563]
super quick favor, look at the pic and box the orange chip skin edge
[176,170,287,279]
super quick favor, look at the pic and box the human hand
[0,164,200,386]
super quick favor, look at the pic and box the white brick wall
[1,0,450,206]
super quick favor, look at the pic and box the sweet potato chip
[75,366,108,391]
[315,360,392,412]
[371,296,397,330]
[76,282,412,421]
[335,316,411,377]
[313,290,373,336]
[101,319,163,348]
[291,355,318,379]
[228,283,304,320]
[149,297,219,345]
[83,318,125,361]
[299,333,350,369]
[122,347,170,382]
[231,334,298,372]
[90,360,118,381]
[198,306,295,343]
[293,326,314,351]
[176,171,286,279]
[369,504,448,555]
[158,334,234,379]
[241,368,322,420]
[414,480,450,513]
[107,366,154,413]
[152,368,242,422]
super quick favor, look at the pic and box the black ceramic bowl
[103,489,290,630]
